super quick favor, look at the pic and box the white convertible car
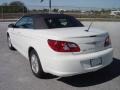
[7,14,113,78]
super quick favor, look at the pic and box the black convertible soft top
[25,14,73,18]
[22,14,83,29]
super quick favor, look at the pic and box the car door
[13,16,34,56]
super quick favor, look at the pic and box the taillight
[48,39,80,52]
[104,36,111,47]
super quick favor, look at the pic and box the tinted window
[44,17,84,29]
[15,17,34,29]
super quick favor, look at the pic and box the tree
[53,8,59,13]
[9,1,25,7]
[43,9,49,13]
[101,9,106,14]
[9,1,28,13]
[0,1,28,13]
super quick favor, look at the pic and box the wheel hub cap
[31,54,39,73]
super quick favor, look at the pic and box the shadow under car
[57,58,120,87]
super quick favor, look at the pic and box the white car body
[7,14,113,77]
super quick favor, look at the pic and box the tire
[7,36,15,50]
[29,50,46,78]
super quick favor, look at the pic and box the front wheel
[7,36,15,50]
[29,50,46,78]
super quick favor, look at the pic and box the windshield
[44,17,84,29]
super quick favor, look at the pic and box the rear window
[44,17,84,29]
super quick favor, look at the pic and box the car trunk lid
[35,27,108,54]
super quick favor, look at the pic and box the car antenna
[86,21,93,32]
[85,11,94,32]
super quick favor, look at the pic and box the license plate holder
[90,58,102,67]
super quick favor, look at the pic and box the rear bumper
[45,48,113,77]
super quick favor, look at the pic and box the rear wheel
[7,36,15,50]
[29,50,46,78]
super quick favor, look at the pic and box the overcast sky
[0,0,120,8]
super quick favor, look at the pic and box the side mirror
[8,23,16,28]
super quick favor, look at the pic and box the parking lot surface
[0,21,120,90]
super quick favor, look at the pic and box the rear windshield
[44,17,84,29]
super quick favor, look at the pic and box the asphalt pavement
[0,21,120,90]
